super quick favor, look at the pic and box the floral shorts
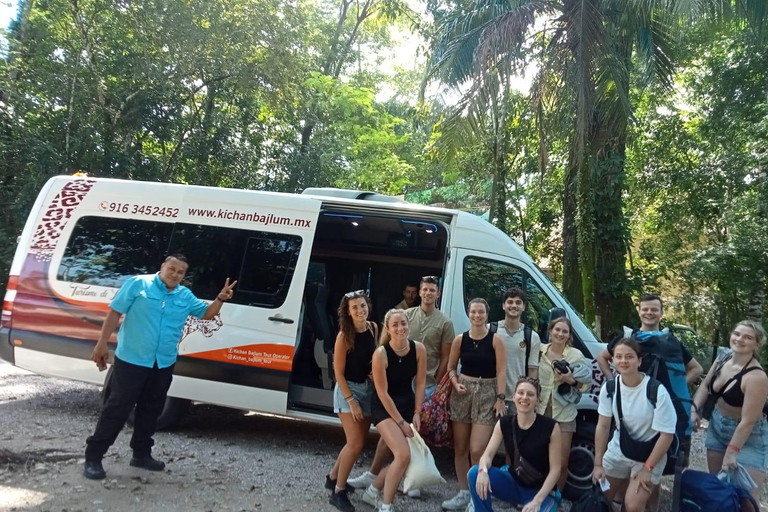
[450,375,498,426]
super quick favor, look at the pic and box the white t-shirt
[598,375,676,446]
[492,322,541,397]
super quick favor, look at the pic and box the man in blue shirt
[84,254,236,480]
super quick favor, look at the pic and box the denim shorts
[705,407,768,471]
[333,380,373,416]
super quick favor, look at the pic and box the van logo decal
[179,314,224,344]
[30,179,96,261]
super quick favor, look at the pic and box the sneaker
[397,480,421,499]
[377,505,395,512]
[361,486,382,508]
[129,455,165,471]
[83,460,106,480]
[442,490,471,511]
[348,471,376,489]
[326,474,355,493]
[329,489,355,512]
[464,501,475,512]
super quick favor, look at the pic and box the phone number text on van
[99,201,179,218]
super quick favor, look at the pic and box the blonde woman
[692,320,768,501]
[361,309,427,512]
[326,290,378,512]
[537,317,590,491]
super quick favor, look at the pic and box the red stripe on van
[184,343,293,372]
[1,276,18,328]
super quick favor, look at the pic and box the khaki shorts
[544,404,577,433]
[450,375,498,426]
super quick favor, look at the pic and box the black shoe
[84,460,106,480]
[329,489,355,512]
[129,455,166,471]
[325,474,354,493]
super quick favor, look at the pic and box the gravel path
[1,360,765,511]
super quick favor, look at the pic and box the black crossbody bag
[511,415,546,486]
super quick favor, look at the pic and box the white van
[0,176,605,496]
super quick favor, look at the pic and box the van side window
[57,217,302,309]
[57,217,173,288]
[462,256,554,331]
[169,224,302,309]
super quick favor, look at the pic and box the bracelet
[644,462,654,471]
[727,444,741,453]
[215,295,227,302]
[593,464,602,467]
[397,419,407,426]
[478,467,488,474]
[344,394,353,401]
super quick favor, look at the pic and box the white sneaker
[442,490,471,511]
[349,471,376,489]
[397,480,421,499]
[361,486,382,508]
[464,501,475,512]
[377,505,395,512]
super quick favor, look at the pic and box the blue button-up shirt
[111,274,208,368]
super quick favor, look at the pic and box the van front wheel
[562,435,596,501]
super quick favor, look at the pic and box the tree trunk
[576,151,596,327]
[592,131,635,339]
[563,143,584,312]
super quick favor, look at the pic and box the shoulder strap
[615,377,625,423]
[607,378,616,399]
[369,321,379,344]
[646,378,660,408]
[489,321,498,334]
[524,326,532,371]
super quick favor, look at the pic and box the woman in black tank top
[443,298,507,510]
[691,320,768,501]
[326,291,378,512]
[364,308,427,512]
[467,377,563,512]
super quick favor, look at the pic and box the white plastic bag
[402,425,445,492]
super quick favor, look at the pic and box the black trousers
[85,357,174,461]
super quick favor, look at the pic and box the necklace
[470,329,489,350]
[391,341,409,363]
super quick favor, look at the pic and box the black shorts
[371,392,415,426]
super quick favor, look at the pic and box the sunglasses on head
[344,289,367,298]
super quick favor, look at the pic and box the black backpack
[570,483,611,512]
[489,322,533,371]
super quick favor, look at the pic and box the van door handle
[268,316,295,324]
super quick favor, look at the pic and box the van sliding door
[169,187,321,414]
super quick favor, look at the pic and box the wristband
[727,444,741,453]
[344,394,353,401]
[643,462,654,471]
[478,467,488,474]
[216,295,227,302]
[397,419,407,426]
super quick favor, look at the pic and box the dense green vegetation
[0,0,765,345]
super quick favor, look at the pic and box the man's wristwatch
[496,393,506,401]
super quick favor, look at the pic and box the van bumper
[0,328,14,364]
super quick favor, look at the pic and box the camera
[552,359,570,374]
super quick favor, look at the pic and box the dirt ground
[1,361,766,512]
